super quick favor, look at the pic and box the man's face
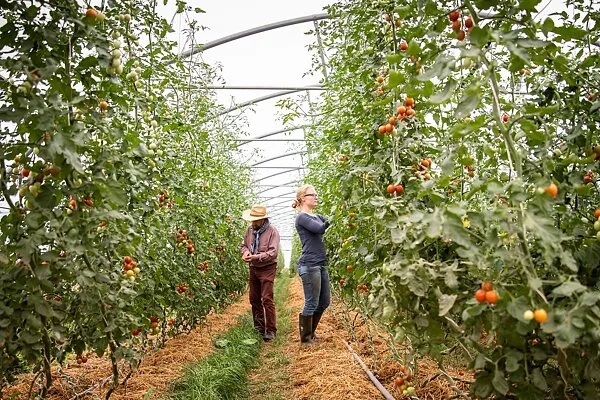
[252,218,265,230]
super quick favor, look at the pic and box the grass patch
[165,314,262,400]
[164,274,293,400]
[248,273,293,400]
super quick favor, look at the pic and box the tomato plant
[0,1,251,397]
[293,0,600,398]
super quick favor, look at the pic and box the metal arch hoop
[179,13,330,57]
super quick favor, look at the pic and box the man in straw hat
[240,204,280,341]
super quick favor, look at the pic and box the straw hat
[242,204,271,222]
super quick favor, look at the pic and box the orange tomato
[405,97,414,107]
[452,20,461,31]
[465,17,474,29]
[481,281,493,291]
[544,182,558,197]
[534,309,548,323]
[406,108,416,116]
[594,209,600,219]
[387,184,395,194]
[394,184,404,194]
[400,41,408,51]
[397,105,407,115]
[385,123,393,133]
[86,8,98,18]
[449,10,460,21]
[378,125,386,134]
[474,289,486,303]
[456,30,466,41]
[389,116,396,125]
[485,290,498,304]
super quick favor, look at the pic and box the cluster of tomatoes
[377,97,417,134]
[338,155,349,162]
[394,365,416,397]
[474,282,499,304]
[158,191,173,208]
[448,9,473,41]
[176,284,187,294]
[149,315,160,335]
[386,183,405,195]
[465,164,475,178]
[197,260,210,272]
[176,229,195,254]
[523,308,548,324]
[413,158,433,180]
[76,354,89,364]
[356,284,369,294]
[584,170,596,184]
[593,209,600,240]
[123,256,140,281]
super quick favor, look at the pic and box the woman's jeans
[298,264,330,316]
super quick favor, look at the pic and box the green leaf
[506,297,531,320]
[506,42,531,65]
[455,90,481,119]
[214,339,229,348]
[438,294,457,316]
[386,70,403,89]
[531,368,548,391]
[472,371,493,398]
[505,350,523,372]
[406,39,421,56]
[429,80,457,104]
[469,26,490,48]
[242,338,258,345]
[386,54,403,65]
[492,369,509,395]
[518,0,541,10]
[551,281,586,297]
[552,26,588,40]
[541,18,554,35]
[416,54,454,82]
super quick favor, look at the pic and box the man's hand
[242,251,253,263]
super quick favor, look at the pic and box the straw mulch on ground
[285,276,473,399]
[284,277,384,400]
[328,296,474,400]
[5,295,250,400]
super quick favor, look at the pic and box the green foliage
[288,232,301,276]
[297,0,600,397]
[0,1,251,396]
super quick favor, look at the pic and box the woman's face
[303,187,318,208]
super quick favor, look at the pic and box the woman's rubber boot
[299,314,315,345]
[311,312,323,340]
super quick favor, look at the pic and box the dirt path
[282,277,384,400]
[5,296,251,400]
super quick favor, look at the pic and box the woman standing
[292,184,330,345]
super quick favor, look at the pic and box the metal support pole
[256,180,301,194]
[252,168,304,183]
[179,13,330,57]
[251,151,307,167]
[236,126,310,147]
[203,85,324,90]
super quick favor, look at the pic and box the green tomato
[597,231,600,240]
[594,220,600,231]
[523,310,534,321]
